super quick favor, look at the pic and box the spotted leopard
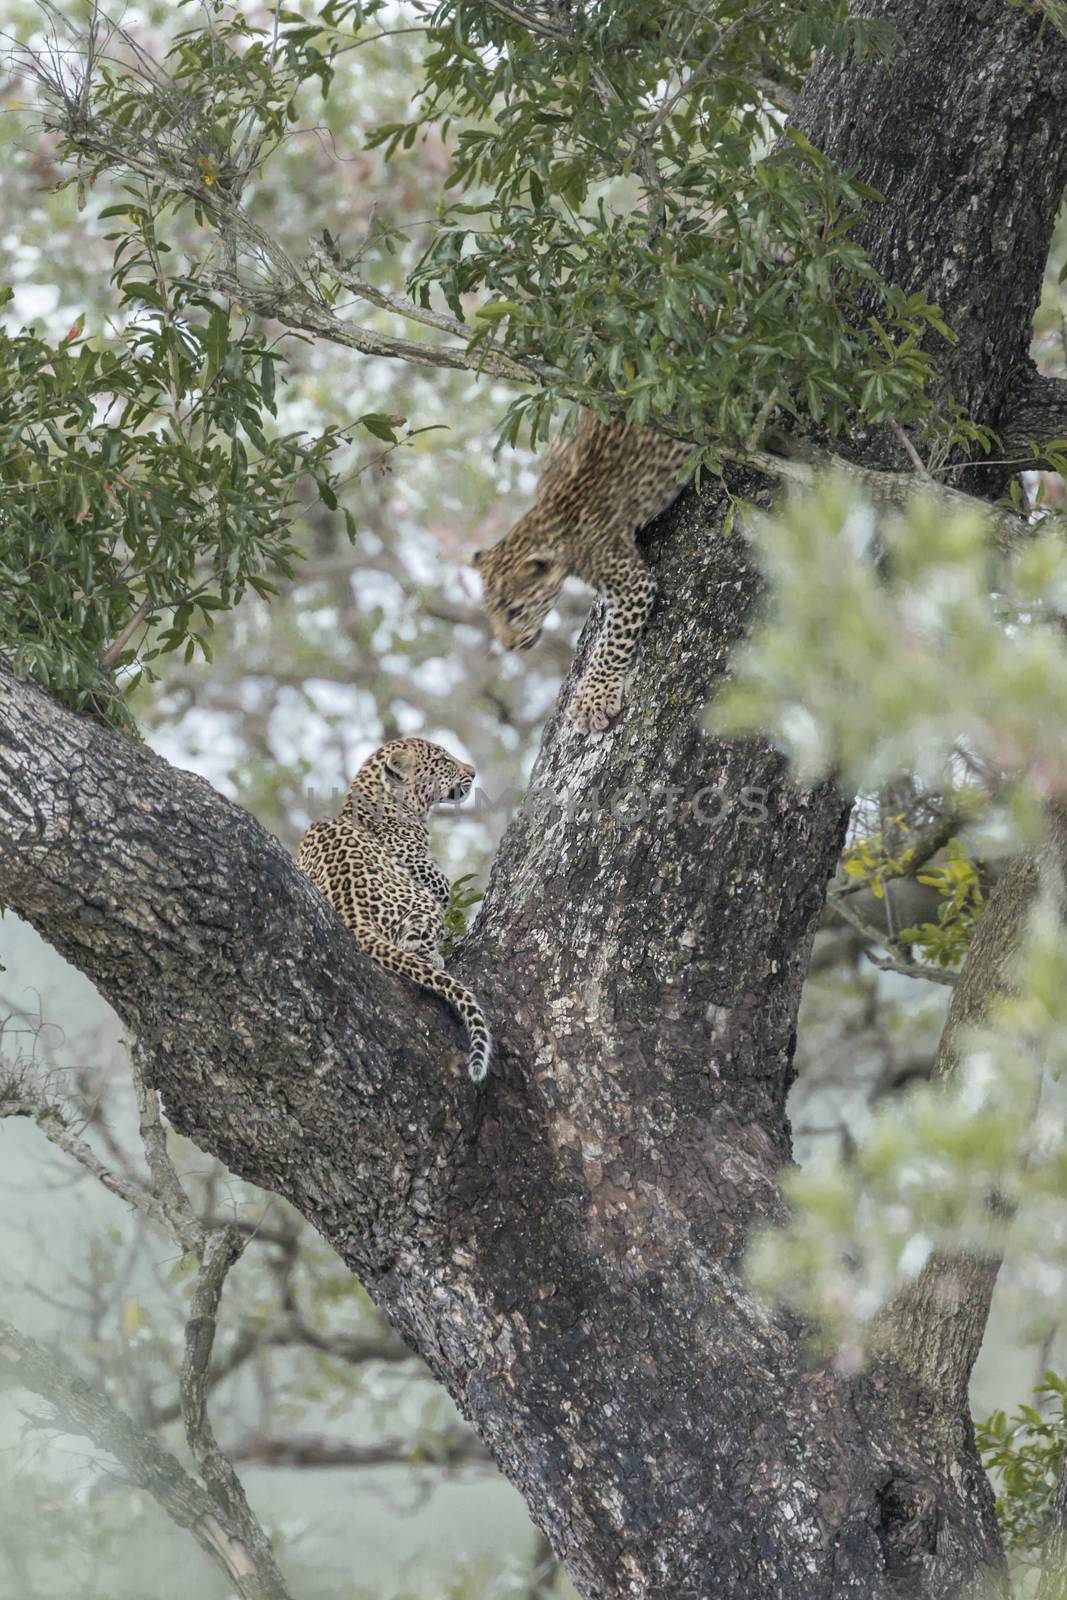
[296,738,491,1084]
[472,413,691,732]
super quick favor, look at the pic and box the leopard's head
[472,520,566,652]
[374,737,475,815]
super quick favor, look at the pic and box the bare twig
[202,267,540,387]
[308,235,473,342]
[179,1225,293,1595]
[0,1319,296,1600]
[100,597,153,668]
[890,419,932,479]
[828,894,958,987]
[0,1090,186,1241]
[4,1040,297,1597]
[229,1430,492,1472]
[130,1042,203,1254]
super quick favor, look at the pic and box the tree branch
[875,851,1041,1400]
[228,1430,492,1472]
[200,267,540,387]
[735,443,1039,555]
[997,373,1067,463]
[0,652,475,1282]
[826,893,958,987]
[179,1224,292,1595]
[0,1084,191,1243]
[0,1319,296,1600]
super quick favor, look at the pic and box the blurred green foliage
[749,894,1067,1349]
[978,1371,1067,1563]
[897,840,986,969]
[0,266,347,722]
[712,477,1067,812]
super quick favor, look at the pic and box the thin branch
[889,419,932,479]
[308,235,473,341]
[3,1041,295,1596]
[129,1041,203,1253]
[0,1090,187,1242]
[180,1224,291,1595]
[480,0,567,42]
[735,443,1038,555]
[0,1319,297,1600]
[642,5,771,145]
[143,1317,413,1428]
[827,894,958,987]
[202,266,540,387]
[100,597,152,668]
[228,1430,492,1472]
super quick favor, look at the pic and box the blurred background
[1,3,1065,1597]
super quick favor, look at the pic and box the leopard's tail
[357,932,492,1085]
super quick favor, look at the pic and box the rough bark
[2,1,1067,1596]
[875,854,1039,1410]
[795,0,1067,452]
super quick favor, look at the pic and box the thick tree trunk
[2,2,1066,1596]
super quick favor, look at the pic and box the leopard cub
[296,738,491,1084]
[471,414,690,732]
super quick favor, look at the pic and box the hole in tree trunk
[877,1474,940,1588]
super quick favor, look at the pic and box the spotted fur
[472,414,690,732]
[296,738,491,1084]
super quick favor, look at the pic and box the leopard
[471,412,691,733]
[296,737,491,1084]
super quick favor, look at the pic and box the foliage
[0,239,353,722]
[897,839,986,968]
[749,890,1067,1348]
[28,0,982,470]
[370,0,961,454]
[439,871,484,959]
[977,1371,1067,1561]
[6,0,1045,732]
[840,821,917,899]
[712,477,1067,815]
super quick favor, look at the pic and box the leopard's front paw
[567,675,624,733]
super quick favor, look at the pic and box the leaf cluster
[32,0,978,466]
[0,204,347,721]
[439,871,484,959]
[749,900,1067,1348]
[977,1372,1067,1560]
[840,823,917,900]
[713,477,1067,815]
[897,839,986,969]
[368,0,960,453]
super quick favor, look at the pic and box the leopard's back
[295,738,491,1082]
[297,816,438,947]
[535,414,691,548]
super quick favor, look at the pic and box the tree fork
[2,0,1067,1595]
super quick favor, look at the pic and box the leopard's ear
[383,744,418,784]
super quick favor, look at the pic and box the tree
[3,1,1067,1597]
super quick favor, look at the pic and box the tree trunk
[2,2,1066,1595]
